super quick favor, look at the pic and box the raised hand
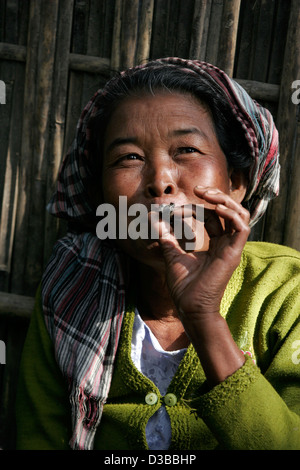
[151,185,250,318]
[150,185,250,384]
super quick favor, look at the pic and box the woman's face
[101,91,245,267]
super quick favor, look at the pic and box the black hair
[88,63,252,196]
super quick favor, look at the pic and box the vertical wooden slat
[101,0,116,59]
[0,82,13,226]
[22,0,59,295]
[163,0,178,57]
[43,0,74,266]
[135,0,154,65]
[189,0,210,60]
[165,0,183,58]
[71,0,89,53]
[251,0,276,82]
[0,117,19,274]
[111,0,122,70]
[120,0,139,69]
[262,0,290,129]
[86,0,102,56]
[205,0,223,65]
[234,0,259,79]
[0,1,5,40]
[267,0,290,84]
[5,0,18,41]
[150,0,170,59]
[10,0,42,294]
[176,0,196,59]
[18,0,30,47]
[264,0,300,250]
[81,0,108,108]
[63,0,90,158]
[198,0,213,61]
[217,0,241,76]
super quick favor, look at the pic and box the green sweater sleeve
[15,286,71,450]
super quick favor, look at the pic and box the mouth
[149,201,206,251]
[120,200,207,254]
[156,202,176,215]
[154,202,204,226]
[156,202,176,227]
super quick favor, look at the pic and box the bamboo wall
[0,0,299,449]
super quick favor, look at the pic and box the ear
[228,168,248,203]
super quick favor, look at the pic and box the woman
[16,58,300,450]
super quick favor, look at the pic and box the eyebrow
[105,127,209,153]
[105,137,138,154]
[169,127,209,140]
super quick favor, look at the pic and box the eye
[177,147,200,155]
[123,153,141,160]
[112,153,144,167]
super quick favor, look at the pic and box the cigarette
[157,203,175,227]
[157,202,175,217]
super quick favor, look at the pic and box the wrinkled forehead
[102,91,218,150]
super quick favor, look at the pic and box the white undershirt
[131,310,186,450]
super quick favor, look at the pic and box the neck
[135,262,175,319]
[133,262,190,351]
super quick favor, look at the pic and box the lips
[147,195,189,207]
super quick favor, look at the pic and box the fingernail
[206,190,219,195]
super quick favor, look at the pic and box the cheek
[181,161,230,193]
[212,166,231,192]
[101,173,119,205]
[101,169,141,205]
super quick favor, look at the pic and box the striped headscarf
[42,58,280,450]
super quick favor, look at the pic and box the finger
[149,207,199,255]
[194,186,250,248]
[215,203,250,247]
[194,186,250,224]
[148,210,183,249]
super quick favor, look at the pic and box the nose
[144,158,178,198]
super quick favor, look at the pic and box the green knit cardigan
[16,242,300,450]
